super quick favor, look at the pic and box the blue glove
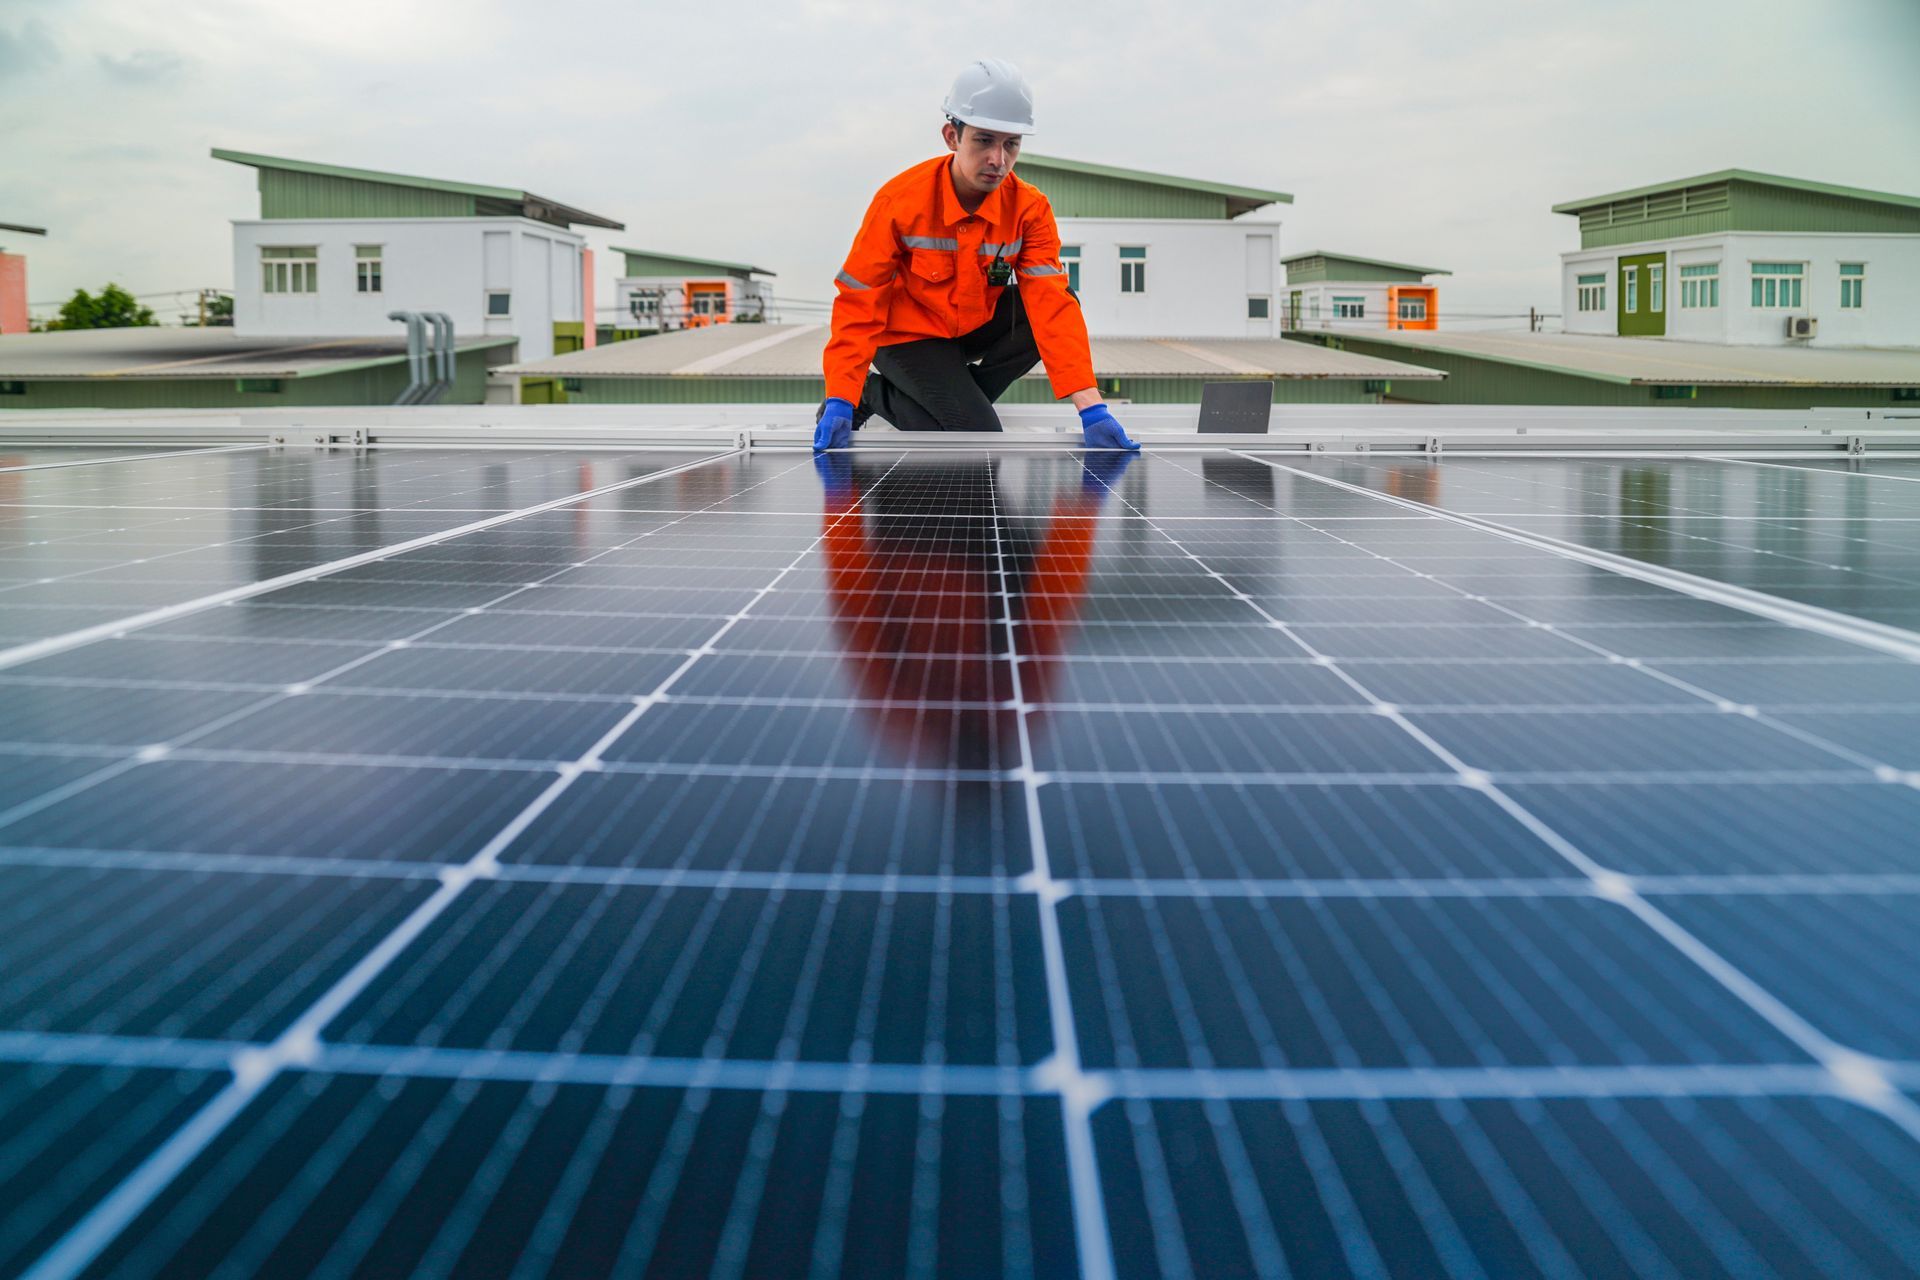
[813,397,855,452]
[1079,403,1140,451]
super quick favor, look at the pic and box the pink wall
[0,255,27,335]
[581,248,596,349]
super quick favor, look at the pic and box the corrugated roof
[1552,169,1920,216]
[1307,329,1920,388]
[1018,155,1292,217]
[502,324,1440,382]
[211,148,625,230]
[613,248,776,278]
[0,328,516,380]
[1281,251,1450,277]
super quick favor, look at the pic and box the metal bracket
[1849,435,1868,456]
[269,428,367,449]
[1426,436,1445,456]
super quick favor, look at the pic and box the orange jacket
[823,156,1097,405]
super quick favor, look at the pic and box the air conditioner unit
[1786,316,1818,339]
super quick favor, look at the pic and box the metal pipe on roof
[388,310,427,404]
[429,311,455,393]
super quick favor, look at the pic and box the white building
[1015,156,1290,339]
[216,149,624,363]
[1280,252,1449,333]
[610,249,775,335]
[1553,170,1920,348]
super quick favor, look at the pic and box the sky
[6,0,1919,327]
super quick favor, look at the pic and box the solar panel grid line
[1082,453,1920,1229]
[14,1026,1920,1103]
[14,449,873,1280]
[0,448,741,673]
[1706,456,1920,487]
[0,444,271,476]
[989,454,1115,1280]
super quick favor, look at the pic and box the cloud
[96,47,186,83]
[0,18,58,75]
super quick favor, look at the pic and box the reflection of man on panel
[814,454,1132,768]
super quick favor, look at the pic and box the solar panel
[4,442,1920,1278]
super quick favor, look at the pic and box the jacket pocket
[908,249,956,283]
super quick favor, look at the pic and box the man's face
[944,123,1021,197]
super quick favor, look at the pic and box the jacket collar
[939,158,1012,228]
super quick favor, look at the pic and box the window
[1060,245,1081,292]
[1649,263,1664,313]
[1840,262,1865,309]
[1679,263,1719,309]
[1247,296,1270,319]
[1397,297,1427,322]
[1310,296,1321,319]
[1750,262,1804,309]
[691,292,723,316]
[0,381,25,395]
[260,246,317,294]
[1333,296,1365,319]
[1576,273,1607,312]
[354,245,382,294]
[630,293,660,319]
[1119,245,1146,293]
[486,290,512,316]
[1624,266,1638,314]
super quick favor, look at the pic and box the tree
[45,283,157,330]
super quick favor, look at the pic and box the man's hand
[1078,403,1140,451]
[813,397,855,452]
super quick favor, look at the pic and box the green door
[1288,291,1302,329]
[1618,251,1667,337]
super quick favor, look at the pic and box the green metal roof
[1017,155,1291,220]
[0,222,47,237]
[612,248,776,278]
[212,148,625,230]
[1553,169,1920,215]
[1281,251,1450,281]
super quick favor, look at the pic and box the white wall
[1559,232,1920,347]
[1054,217,1282,338]
[613,275,773,326]
[1283,281,1400,331]
[233,216,584,362]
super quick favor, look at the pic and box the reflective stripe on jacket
[823,155,1096,404]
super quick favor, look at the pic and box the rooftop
[1298,328,1920,388]
[1282,252,1451,283]
[1552,168,1920,216]
[1016,154,1291,220]
[212,148,626,231]
[502,323,1441,382]
[612,248,777,279]
[0,327,516,380]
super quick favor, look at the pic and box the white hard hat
[942,59,1036,135]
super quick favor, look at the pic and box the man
[813,59,1140,453]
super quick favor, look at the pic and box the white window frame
[260,246,318,295]
[1396,297,1427,322]
[1750,262,1805,310]
[1839,262,1865,310]
[1679,263,1719,310]
[1060,244,1081,292]
[354,244,382,295]
[1247,296,1270,320]
[1310,296,1321,319]
[486,290,512,317]
[1333,296,1365,320]
[1649,263,1664,313]
[1623,265,1638,314]
[1119,245,1147,294]
[1576,273,1607,313]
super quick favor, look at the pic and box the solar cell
[4,441,1920,1278]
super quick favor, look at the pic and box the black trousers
[865,287,1040,432]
